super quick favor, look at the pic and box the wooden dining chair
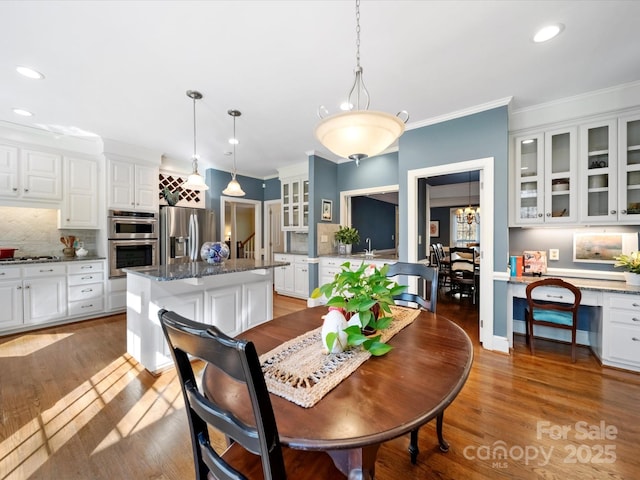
[449,247,478,304]
[158,309,343,480]
[525,278,582,362]
[386,261,438,312]
[385,262,448,464]
[431,244,450,293]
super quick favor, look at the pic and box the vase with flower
[614,251,640,286]
[311,261,407,355]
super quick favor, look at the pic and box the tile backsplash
[0,206,98,257]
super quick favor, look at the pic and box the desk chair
[386,262,448,464]
[449,247,478,304]
[159,309,342,480]
[525,278,582,363]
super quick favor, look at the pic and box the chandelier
[314,0,408,166]
[222,109,245,197]
[182,90,209,191]
[456,172,480,224]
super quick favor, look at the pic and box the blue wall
[399,106,510,337]
[264,177,281,201]
[337,152,399,192]
[351,196,396,252]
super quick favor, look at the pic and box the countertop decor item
[161,187,180,206]
[200,241,230,264]
[614,251,640,285]
[0,247,18,259]
[311,261,407,356]
[334,226,359,255]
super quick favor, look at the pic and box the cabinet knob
[17,285,22,290]
[633,337,640,342]
[546,213,551,217]
[610,210,616,214]
[24,188,29,193]
[24,285,30,289]
[12,187,18,192]
[66,218,70,221]
[622,210,627,214]
[537,213,543,218]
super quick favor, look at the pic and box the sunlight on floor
[0,332,74,357]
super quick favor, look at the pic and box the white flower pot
[624,271,640,286]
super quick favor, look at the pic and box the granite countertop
[0,255,105,266]
[124,258,289,282]
[319,253,399,262]
[508,275,640,294]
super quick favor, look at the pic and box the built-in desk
[508,276,640,372]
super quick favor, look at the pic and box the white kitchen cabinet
[108,158,158,211]
[579,118,618,222]
[0,145,62,202]
[603,294,640,372]
[204,285,242,337]
[618,112,640,221]
[0,266,23,329]
[67,261,105,317]
[244,280,273,330]
[281,176,309,231]
[22,264,67,326]
[512,127,577,225]
[273,253,308,299]
[59,156,100,229]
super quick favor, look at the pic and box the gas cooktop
[0,255,57,262]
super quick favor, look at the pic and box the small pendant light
[182,90,209,191]
[222,109,245,197]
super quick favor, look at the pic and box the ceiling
[1,1,639,179]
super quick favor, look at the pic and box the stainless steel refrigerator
[160,206,217,264]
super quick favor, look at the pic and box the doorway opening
[407,157,495,350]
[220,197,262,259]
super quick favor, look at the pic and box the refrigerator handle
[188,213,194,261]
[193,213,200,261]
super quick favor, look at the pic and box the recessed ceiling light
[16,65,45,80]
[228,138,239,145]
[13,108,33,117]
[533,24,564,43]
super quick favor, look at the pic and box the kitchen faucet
[365,237,374,256]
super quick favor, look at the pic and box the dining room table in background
[202,305,473,479]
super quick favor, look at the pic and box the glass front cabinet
[281,176,309,231]
[618,113,640,221]
[513,127,577,225]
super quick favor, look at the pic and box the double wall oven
[108,210,158,278]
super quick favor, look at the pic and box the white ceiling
[1,1,639,179]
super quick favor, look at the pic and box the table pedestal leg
[327,444,381,480]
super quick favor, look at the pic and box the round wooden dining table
[202,305,473,479]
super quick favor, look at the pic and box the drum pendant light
[182,90,209,191]
[222,109,245,197]
[314,0,408,165]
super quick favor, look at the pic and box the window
[450,207,480,246]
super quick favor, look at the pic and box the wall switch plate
[321,235,328,243]
[549,249,559,261]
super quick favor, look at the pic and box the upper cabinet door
[618,113,640,220]
[513,133,544,225]
[59,156,100,229]
[579,119,618,223]
[0,144,19,197]
[544,127,577,223]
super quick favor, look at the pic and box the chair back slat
[386,262,438,312]
[159,309,286,480]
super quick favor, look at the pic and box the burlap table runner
[259,306,421,408]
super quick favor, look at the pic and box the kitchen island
[124,258,288,374]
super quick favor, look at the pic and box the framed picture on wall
[573,232,638,263]
[429,220,440,237]
[321,199,332,221]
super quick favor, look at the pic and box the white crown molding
[510,80,640,133]
[277,161,308,179]
[406,97,513,131]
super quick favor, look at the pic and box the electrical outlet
[549,249,559,261]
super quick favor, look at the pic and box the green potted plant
[335,226,360,255]
[311,261,407,356]
[614,251,640,285]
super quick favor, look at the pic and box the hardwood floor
[1,293,639,479]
